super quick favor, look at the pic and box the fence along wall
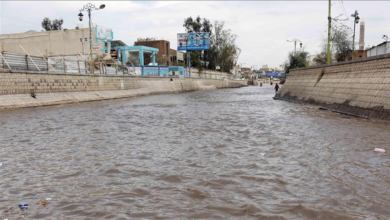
[276,54,390,120]
[0,51,131,75]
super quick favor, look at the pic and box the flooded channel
[1,85,390,219]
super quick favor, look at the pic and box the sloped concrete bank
[275,54,390,120]
[0,70,246,109]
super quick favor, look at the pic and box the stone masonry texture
[276,54,390,120]
[0,70,246,109]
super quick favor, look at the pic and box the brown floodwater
[1,84,390,219]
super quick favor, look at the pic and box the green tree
[133,37,156,46]
[182,17,240,72]
[284,50,309,75]
[41,17,63,31]
[315,23,353,64]
[183,16,213,71]
[212,21,241,72]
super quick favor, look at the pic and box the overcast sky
[1,1,389,69]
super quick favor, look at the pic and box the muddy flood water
[1,85,390,219]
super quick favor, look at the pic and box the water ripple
[0,85,390,219]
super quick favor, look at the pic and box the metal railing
[0,50,131,75]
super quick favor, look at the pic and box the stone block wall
[276,54,390,120]
[189,68,234,80]
[0,70,247,109]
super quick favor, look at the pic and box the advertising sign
[177,51,184,61]
[96,25,113,41]
[92,44,100,50]
[216,66,220,70]
[177,32,210,51]
[258,73,285,77]
[143,66,159,77]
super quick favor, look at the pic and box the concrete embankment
[275,54,390,120]
[0,70,246,109]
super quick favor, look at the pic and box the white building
[367,42,390,57]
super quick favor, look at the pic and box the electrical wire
[338,0,349,21]
[1,15,41,26]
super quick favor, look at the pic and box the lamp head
[355,16,360,23]
[78,12,84,22]
[99,4,105,9]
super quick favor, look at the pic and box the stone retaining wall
[189,68,234,80]
[276,54,390,120]
[0,70,246,109]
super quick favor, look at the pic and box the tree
[313,52,328,65]
[316,23,354,64]
[156,56,170,66]
[133,37,156,46]
[41,17,63,31]
[283,50,309,75]
[183,16,213,71]
[182,17,241,73]
[212,21,241,73]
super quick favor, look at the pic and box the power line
[339,1,349,21]
[1,15,42,26]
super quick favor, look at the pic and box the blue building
[114,45,185,77]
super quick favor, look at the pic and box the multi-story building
[0,23,114,57]
[136,40,179,66]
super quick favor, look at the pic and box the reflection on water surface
[0,85,389,219]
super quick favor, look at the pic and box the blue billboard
[258,73,285,77]
[177,32,210,51]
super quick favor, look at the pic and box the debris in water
[256,127,259,129]
[289,133,292,135]
[260,153,265,156]
[18,204,28,210]
[46,198,52,201]
[37,201,47,207]
[374,148,387,153]
[0,163,2,166]
[4,206,12,213]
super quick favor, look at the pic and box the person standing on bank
[274,83,279,94]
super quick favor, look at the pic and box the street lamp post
[287,38,302,53]
[383,35,388,55]
[351,10,360,60]
[78,3,105,74]
[327,0,331,64]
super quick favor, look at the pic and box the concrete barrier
[0,70,246,109]
[276,54,390,120]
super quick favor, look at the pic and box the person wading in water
[274,83,279,94]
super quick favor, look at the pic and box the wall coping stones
[290,53,390,73]
[0,69,236,81]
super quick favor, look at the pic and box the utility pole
[327,0,331,64]
[78,3,105,74]
[287,39,302,54]
[294,41,297,53]
[351,10,360,60]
